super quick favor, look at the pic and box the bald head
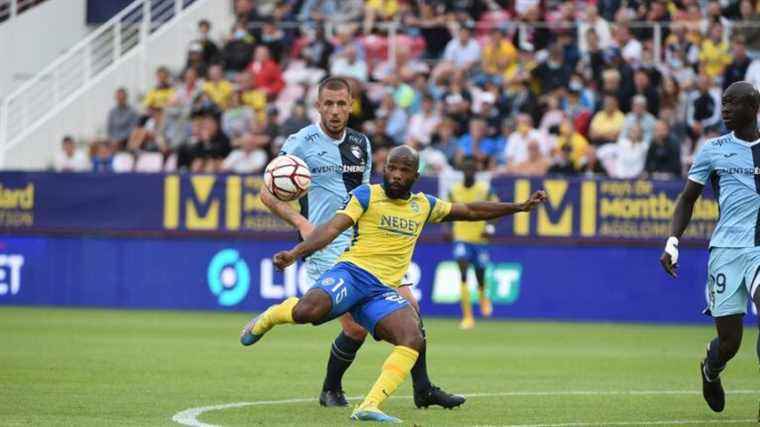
[387,145,420,171]
[722,81,760,131]
[384,146,420,199]
[726,81,760,110]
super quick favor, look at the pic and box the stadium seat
[112,152,135,172]
[134,152,164,173]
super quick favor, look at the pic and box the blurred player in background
[447,157,498,329]
[258,77,464,409]
[660,81,760,413]
[242,146,547,422]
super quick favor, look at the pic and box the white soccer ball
[264,155,311,201]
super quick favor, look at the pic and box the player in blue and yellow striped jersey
[241,146,546,423]
[447,157,499,330]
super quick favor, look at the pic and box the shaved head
[722,81,760,131]
[383,146,420,199]
[725,81,760,110]
[387,145,420,170]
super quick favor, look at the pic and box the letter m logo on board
[163,176,242,231]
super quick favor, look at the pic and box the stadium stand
[46,0,760,178]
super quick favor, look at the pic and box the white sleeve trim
[687,176,706,185]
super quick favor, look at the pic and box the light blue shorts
[704,247,760,317]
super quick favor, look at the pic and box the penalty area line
[171,389,760,427]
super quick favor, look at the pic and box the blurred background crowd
[52,0,760,180]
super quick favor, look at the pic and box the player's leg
[352,304,424,423]
[454,242,474,329]
[701,315,742,412]
[240,266,357,346]
[397,285,466,409]
[474,245,492,318]
[319,313,367,407]
[699,248,748,412]
[239,288,329,345]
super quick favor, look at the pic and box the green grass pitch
[1,307,759,426]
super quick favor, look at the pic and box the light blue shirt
[688,132,760,248]
[281,123,372,270]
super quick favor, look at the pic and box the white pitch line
[490,419,757,427]
[171,390,760,427]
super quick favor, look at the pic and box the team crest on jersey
[410,200,420,213]
[351,145,363,160]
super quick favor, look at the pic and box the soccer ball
[264,155,311,201]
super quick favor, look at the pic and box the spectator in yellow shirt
[699,24,731,78]
[143,66,176,110]
[364,0,398,33]
[481,27,518,81]
[203,64,234,109]
[554,118,590,169]
[236,73,267,122]
[589,95,625,145]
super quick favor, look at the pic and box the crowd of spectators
[53,0,760,181]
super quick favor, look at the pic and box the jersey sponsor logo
[379,215,421,236]
[311,164,366,174]
[715,166,760,176]
[712,136,732,146]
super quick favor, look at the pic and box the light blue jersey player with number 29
[660,81,760,414]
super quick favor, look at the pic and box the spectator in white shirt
[221,132,268,174]
[621,95,657,143]
[442,26,481,70]
[330,45,368,82]
[747,58,760,91]
[53,136,90,172]
[577,5,612,54]
[405,95,440,146]
[612,124,649,179]
[505,114,554,167]
[615,25,642,66]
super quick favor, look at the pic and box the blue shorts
[312,262,410,339]
[453,242,490,270]
[704,247,760,317]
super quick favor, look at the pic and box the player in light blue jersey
[257,77,464,409]
[661,81,760,413]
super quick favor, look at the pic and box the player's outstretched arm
[260,188,314,237]
[273,213,354,270]
[442,191,547,222]
[660,180,704,278]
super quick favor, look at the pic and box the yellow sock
[252,297,298,335]
[460,283,473,320]
[359,346,419,410]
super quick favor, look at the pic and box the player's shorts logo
[322,277,335,286]
[207,249,250,306]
